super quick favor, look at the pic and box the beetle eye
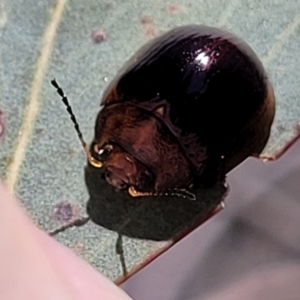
[94,143,113,161]
[97,148,105,156]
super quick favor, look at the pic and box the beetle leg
[164,189,196,200]
[48,216,90,236]
[116,233,127,276]
[88,155,103,168]
[128,186,196,201]
[128,186,153,197]
[259,122,300,162]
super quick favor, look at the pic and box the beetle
[50,24,278,244]
[87,24,275,200]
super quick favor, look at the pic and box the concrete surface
[0,0,299,282]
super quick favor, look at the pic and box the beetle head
[90,103,194,198]
[90,140,155,193]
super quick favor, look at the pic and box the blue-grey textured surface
[0,0,299,281]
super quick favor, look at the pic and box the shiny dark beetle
[88,25,275,199]
[88,25,275,200]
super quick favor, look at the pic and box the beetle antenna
[51,79,103,168]
[51,79,89,153]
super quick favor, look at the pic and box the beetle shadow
[85,164,227,241]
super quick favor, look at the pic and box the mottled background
[0,0,299,285]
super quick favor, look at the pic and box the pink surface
[0,181,132,300]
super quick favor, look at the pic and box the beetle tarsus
[88,156,103,168]
[159,189,196,200]
[128,186,153,197]
[49,216,90,236]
